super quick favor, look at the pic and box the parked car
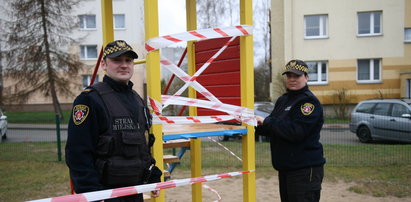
[0,109,8,142]
[349,99,411,143]
[217,101,274,141]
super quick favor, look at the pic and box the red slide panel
[194,37,240,118]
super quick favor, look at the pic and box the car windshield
[256,102,274,113]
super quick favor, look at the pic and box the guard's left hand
[151,190,160,198]
[255,116,265,126]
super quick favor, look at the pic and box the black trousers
[105,194,143,202]
[278,165,324,202]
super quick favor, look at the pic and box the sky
[159,0,187,36]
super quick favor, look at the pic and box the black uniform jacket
[256,85,326,171]
[65,76,161,193]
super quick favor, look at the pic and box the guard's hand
[255,116,265,126]
[151,190,160,198]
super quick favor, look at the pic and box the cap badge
[290,61,297,67]
[117,41,126,48]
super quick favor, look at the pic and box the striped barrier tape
[149,96,256,126]
[153,114,236,124]
[202,184,222,202]
[207,137,243,162]
[27,170,254,202]
[145,25,253,52]
[162,36,237,108]
[160,56,221,106]
[145,25,255,126]
[161,95,254,123]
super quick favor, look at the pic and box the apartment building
[1,0,147,111]
[271,0,411,106]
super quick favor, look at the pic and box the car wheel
[216,135,225,141]
[357,126,372,143]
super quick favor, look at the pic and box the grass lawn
[1,142,410,201]
[4,111,71,124]
[4,111,349,125]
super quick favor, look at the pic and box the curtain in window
[358,12,371,34]
[358,59,370,80]
[306,16,320,36]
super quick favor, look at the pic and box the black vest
[92,82,152,187]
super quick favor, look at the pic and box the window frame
[82,75,98,89]
[357,11,382,36]
[80,45,98,60]
[114,14,126,30]
[79,15,97,30]
[306,61,328,85]
[372,103,391,116]
[357,58,382,84]
[304,14,328,39]
[356,102,376,114]
[405,28,411,43]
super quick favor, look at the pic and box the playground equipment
[100,0,255,201]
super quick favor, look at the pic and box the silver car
[0,109,7,142]
[349,99,411,143]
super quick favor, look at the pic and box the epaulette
[82,87,94,93]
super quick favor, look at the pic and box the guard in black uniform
[256,59,326,202]
[65,40,161,202]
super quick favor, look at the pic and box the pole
[90,47,104,86]
[56,114,62,161]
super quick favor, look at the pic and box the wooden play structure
[100,0,255,201]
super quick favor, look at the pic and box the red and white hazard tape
[160,57,221,105]
[163,36,237,107]
[153,115,236,124]
[149,96,256,126]
[145,25,256,126]
[145,25,253,52]
[161,95,254,123]
[27,170,254,202]
[202,184,222,202]
[207,137,243,162]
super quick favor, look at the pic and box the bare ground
[163,174,411,202]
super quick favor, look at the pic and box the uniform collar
[286,85,308,96]
[103,75,134,92]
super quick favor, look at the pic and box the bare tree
[0,0,83,119]
[254,64,271,101]
[0,44,4,111]
[197,0,233,29]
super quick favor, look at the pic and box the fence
[2,120,411,168]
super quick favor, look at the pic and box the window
[391,104,410,117]
[373,103,390,116]
[306,61,327,84]
[82,75,98,88]
[357,59,381,83]
[357,11,382,36]
[405,28,411,42]
[114,14,125,29]
[356,103,376,114]
[79,15,96,29]
[80,45,98,59]
[304,15,328,38]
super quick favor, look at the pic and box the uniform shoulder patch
[301,103,315,115]
[72,104,90,125]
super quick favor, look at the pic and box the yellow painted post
[240,0,256,202]
[101,0,114,44]
[186,1,202,202]
[144,0,164,202]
